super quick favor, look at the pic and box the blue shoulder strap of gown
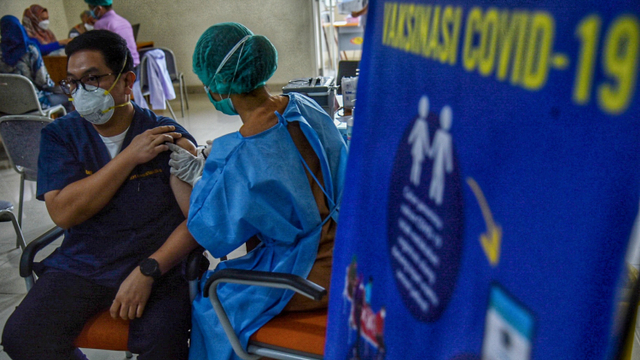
[276,112,338,224]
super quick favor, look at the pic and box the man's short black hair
[65,30,134,74]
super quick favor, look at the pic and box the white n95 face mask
[38,20,50,30]
[84,23,94,31]
[70,69,130,125]
[72,87,117,125]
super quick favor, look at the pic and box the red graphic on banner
[345,259,386,359]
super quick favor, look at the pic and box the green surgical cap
[193,22,278,95]
[84,0,113,6]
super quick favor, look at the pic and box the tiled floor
[0,93,245,360]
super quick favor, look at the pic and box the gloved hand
[200,139,213,158]
[167,143,205,186]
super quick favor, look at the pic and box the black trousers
[2,268,191,360]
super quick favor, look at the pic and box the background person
[21,4,71,56]
[85,0,139,67]
[1,30,198,360]
[68,10,95,38]
[168,22,348,359]
[0,15,71,112]
[351,0,368,28]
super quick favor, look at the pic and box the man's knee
[130,299,191,357]
[2,308,40,358]
[128,317,190,360]
[129,278,191,359]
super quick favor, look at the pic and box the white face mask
[72,87,117,125]
[84,23,94,31]
[38,20,50,30]
[70,71,130,125]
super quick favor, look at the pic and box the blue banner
[325,1,640,359]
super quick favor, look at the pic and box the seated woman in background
[22,4,71,56]
[68,10,95,38]
[0,15,71,112]
[168,22,348,359]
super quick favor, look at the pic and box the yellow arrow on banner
[467,177,502,267]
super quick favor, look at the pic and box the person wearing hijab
[22,4,71,56]
[0,15,70,112]
[68,10,95,38]
[167,22,348,360]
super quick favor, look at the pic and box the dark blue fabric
[36,103,197,287]
[2,268,190,360]
[0,15,39,67]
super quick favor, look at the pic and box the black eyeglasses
[59,73,119,95]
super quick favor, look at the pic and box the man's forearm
[149,220,200,275]
[44,153,139,228]
[44,125,184,229]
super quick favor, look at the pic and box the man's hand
[110,267,154,320]
[121,126,182,166]
[167,143,205,186]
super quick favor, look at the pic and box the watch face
[140,258,160,278]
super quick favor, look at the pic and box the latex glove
[202,139,213,158]
[167,143,205,186]
[195,139,213,159]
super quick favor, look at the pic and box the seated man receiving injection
[2,30,199,360]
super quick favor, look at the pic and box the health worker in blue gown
[167,22,348,360]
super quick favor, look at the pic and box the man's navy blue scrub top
[36,103,197,288]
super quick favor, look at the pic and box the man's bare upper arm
[175,137,197,156]
[170,137,197,217]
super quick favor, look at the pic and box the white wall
[63,0,317,90]
[1,0,318,90]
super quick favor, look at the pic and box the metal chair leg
[0,209,27,250]
[166,100,177,121]
[178,79,185,118]
[11,213,26,250]
[18,175,25,227]
[181,74,189,110]
[24,275,35,291]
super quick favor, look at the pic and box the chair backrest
[137,50,160,94]
[0,74,45,115]
[0,115,52,181]
[138,55,150,93]
[139,47,180,82]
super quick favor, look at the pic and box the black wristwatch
[139,258,162,281]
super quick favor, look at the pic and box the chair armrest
[202,268,327,360]
[19,226,64,278]
[186,246,209,281]
[185,246,209,302]
[203,268,327,301]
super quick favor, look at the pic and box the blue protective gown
[188,93,348,360]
